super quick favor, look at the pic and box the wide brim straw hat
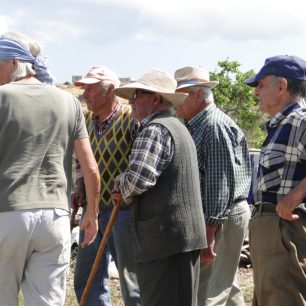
[114,68,188,107]
[175,65,219,90]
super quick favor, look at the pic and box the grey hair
[1,32,43,81]
[99,79,121,91]
[1,32,42,57]
[190,86,214,104]
[271,76,306,104]
[11,61,36,81]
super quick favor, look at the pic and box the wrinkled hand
[200,224,218,264]
[112,191,122,207]
[276,191,301,221]
[79,212,98,248]
[71,179,86,211]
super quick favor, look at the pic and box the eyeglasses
[132,90,155,100]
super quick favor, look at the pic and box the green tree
[210,59,267,148]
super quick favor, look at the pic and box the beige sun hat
[114,68,188,107]
[175,66,219,90]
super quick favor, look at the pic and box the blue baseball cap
[244,55,306,87]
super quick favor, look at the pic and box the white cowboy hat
[175,66,219,90]
[114,68,188,107]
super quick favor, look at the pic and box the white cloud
[1,0,306,82]
[0,15,11,33]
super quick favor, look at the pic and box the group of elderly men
[0,32,306,306]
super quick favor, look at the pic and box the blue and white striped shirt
[188,104,251,224]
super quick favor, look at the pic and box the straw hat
[114,68,188,107]
[175,66,219,90]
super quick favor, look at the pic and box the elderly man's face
[175,88,200,120]
[0,59,16,85]
[254,75,282,116]
[82,82,110,114]
[129,90,156,121]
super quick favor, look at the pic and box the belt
[254,202,276,213]
[253,202,306,218]
[233,198,246,205]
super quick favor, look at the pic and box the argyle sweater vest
[85,104,134,211]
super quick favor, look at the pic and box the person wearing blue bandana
[0,32,101,306]
[244,55,306,306]
[0,32,54,84]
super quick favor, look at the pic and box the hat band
[177,79,210,87]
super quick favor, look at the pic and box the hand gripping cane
[79,202,121,306]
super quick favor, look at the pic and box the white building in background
[72,75,82,83]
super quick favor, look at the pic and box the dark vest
[132,113,207,262]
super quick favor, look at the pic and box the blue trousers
[74,209,140,306]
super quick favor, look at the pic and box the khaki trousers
[0,209,70,306]
[249,209,306,306]
[198,201,250,306]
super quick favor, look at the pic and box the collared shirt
[75,101,138,181]
[253,102,306,207]
[188,103,251,224]
[117,111,174,204]
[92,101,121,136]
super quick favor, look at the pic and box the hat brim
[114,82,188,107]
[176,81,219,90]
[74,77,101,87]
[243,76,258,87]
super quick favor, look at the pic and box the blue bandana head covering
[0,37,54,84]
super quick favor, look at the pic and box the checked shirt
[187,103,251,224]
[253,102,306,209]
[118,111,174,205]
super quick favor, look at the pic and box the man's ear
[153,93,162,105]
[278,78,288,93]
[12,58,19,69]
[196,88,206,104]
[106,83,115,97]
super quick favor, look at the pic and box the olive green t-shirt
[0,82,88,212]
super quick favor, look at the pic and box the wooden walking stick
[79,202,121,306]
[70,205,79,231]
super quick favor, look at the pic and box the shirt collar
[188,103,215,128]
[267,102,301,129]
[141,110,172,128]
[93,100,121,125]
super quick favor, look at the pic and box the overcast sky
[1,0,306,83]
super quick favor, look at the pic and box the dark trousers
[136,250,200,306]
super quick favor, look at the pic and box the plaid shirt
[188,104,251,224]
[253,102,306,207]
[118,111,174,204]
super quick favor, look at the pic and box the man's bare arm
[74,138,100,247]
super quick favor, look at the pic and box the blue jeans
[74,209,141,306]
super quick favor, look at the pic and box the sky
[1,0,306,83]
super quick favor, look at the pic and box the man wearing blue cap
[244,55,306,306]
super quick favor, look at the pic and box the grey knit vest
[131,113,207,262]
